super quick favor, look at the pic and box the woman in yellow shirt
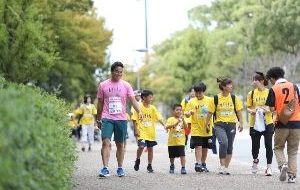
[166,104,187,174]
[247,72,274,176]
[132,90,165,173]
[205,78,243,175]
[77,95,97,152]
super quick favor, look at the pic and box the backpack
[250,90,255,105]
[213,94,239,121]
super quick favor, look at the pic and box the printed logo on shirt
[108,87,122,93]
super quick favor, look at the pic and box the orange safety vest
[272,81,300,122]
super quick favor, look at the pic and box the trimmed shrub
[0,81,75,190]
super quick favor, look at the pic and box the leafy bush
[0,81,75,190]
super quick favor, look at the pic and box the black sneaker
[195,163,203,172]
[88,145,91,151]
[81,147,85,152]
[202,163,209,172]
[147,164,154,173]
[169,164,175,174]
[134,159,140,171]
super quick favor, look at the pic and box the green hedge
[0,80,75,190]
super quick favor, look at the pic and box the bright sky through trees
[94,0,212,64]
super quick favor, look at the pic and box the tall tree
[37,0,112,101]
[0,0,56,83]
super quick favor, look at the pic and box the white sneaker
[251,159,259,174]
[224,167,230,175]
[218,166,225,175]
[279,164,288,181]
[265,167,272,176]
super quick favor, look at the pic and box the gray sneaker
[279,164,288,181]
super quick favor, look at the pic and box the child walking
[132,90,165,173]
[165,104,187,174]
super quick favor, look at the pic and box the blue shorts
[101,119,127,143]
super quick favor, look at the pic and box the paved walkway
[72,139,299,190]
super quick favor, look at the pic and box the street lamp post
[135,48,148,90]
[134,0,149,90]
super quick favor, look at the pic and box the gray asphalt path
[72,132,299,190]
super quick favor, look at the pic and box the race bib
[109,97,122,114]
[173,132,183,138]
[220,111,233,116]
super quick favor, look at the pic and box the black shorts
[137,139,157,148]
[190,136,212,149]
[168,146,185,158]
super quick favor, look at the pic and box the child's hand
[206,124,210,133]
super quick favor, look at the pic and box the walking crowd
[71,61,300,184]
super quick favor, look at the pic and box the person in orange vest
[265,67,300,183]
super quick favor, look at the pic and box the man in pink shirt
[97,61,140,177]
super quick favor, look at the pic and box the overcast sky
[94,0,212,66]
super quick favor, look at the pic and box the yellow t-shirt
[68,119,77,128]
[181,98,191,124]
[77,104,97,125]
[185,96,213,136]
[247,89,273,126]
[208,93,243,123]
[166,117,186,146]
[132,104,162,141]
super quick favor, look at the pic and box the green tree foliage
[138,28,209,106]
[142,0,300,109]
[0,0,57,83]
[0,0,112,101]
[37,0,112,101]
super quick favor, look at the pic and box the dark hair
[266,67,285,80]
[217,77,232,90]
[83,94,92,104]
[188,86,194,93]
[141,90,153,100]
[194,81,207,92]
[111,61,124,72]
[172,104,182,110]
[253,71,268,86]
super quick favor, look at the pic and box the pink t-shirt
[97,79,134,120]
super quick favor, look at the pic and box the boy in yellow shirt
[185,82,213,173]
[166,104,188,174]
[132,90,165,173]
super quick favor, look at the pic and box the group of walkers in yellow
[69,62,300,184]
